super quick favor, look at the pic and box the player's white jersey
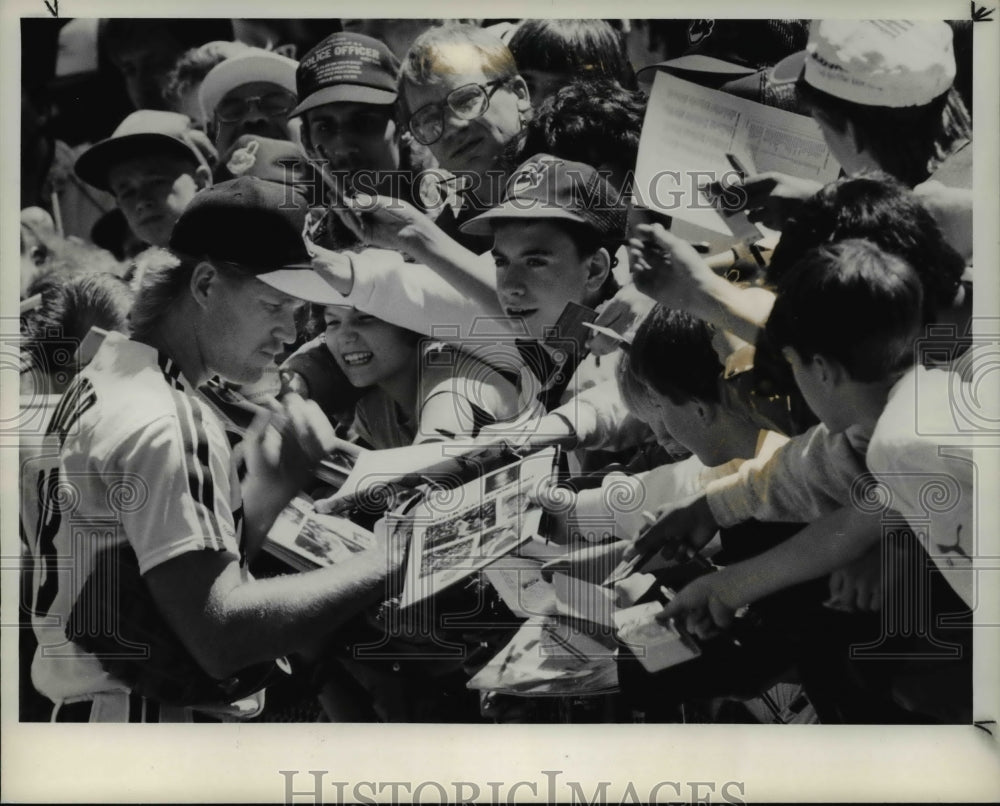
[21,332,246,704]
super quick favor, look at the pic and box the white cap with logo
[801,20,955,108]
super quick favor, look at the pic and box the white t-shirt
[867,364,985,608]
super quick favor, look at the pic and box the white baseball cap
[199,47,299,120]
[773,20,956,108]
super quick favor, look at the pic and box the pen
[725,152,751,179]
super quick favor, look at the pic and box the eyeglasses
[215,90,298,123]
[407,79,508,146]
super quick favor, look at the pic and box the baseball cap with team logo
[290,32,400,118]
[460,154,627,240]
[772,20,956,108]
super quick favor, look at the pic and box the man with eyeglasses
[399,24,532,214]
[199,47,299,156]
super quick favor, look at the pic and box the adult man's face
[402,50,529,178]
[212,81,296,155]
[199,268,304,385]
[304,102,399,193]
[107,153,202,248]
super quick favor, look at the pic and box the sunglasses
[215,90,298,123]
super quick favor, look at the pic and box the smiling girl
[286,304,521,450]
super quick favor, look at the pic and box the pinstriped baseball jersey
[21,332,247,703]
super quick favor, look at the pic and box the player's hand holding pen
[243,392,339,499]
[622,493,719,564]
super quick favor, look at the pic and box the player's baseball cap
[771,20,956,108]
[168,176,338,304]
[290,32,400,118]
[199,47,299,120]
[75,110,206,192]
[460,154,627,240]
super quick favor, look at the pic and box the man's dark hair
[797,80,971,187]
[522,78,646,183]
[766,171,965,324]
[766,239,924,383]
[508,19,636,89]
[628,305,723,405]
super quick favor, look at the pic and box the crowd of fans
[18,17,983,726]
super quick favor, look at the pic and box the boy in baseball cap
[75,109,212,248]
[773,20,971,188]
[291,32,402,198]
[461,154,625,344]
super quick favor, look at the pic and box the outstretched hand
[332,193,435,256]
[657,572,739,640]
[628,223,716,311]
[587,283,655,356]
[623,493,719,564]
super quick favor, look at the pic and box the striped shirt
[21,332,246,704]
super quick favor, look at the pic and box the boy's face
[810,107,880,177]
[212,81,295,155]
[402,50,529,176]
[783,346,853,433]
[304,102,400,192]
[491,220,601,341]
[643,390,724,467]
[200,270,304,385]
[107,153,202,248]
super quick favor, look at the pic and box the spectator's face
[110,37,185,110]
[403,54,529,177]
[492,220,606,342]
[304,103,399,191]
[212,81,296,154]
[323,306,416,389]
[107,154,202,248]
[782,346,850,432]
[642,391,718,466]
[201,270,304,384]
[810,107,880,176]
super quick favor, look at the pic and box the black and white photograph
[3,1,999,803]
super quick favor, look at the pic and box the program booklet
[263,495,378,571]
[398,447,560,608]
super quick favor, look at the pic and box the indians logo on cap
[507,156,563,195]
[687,19,715,46]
